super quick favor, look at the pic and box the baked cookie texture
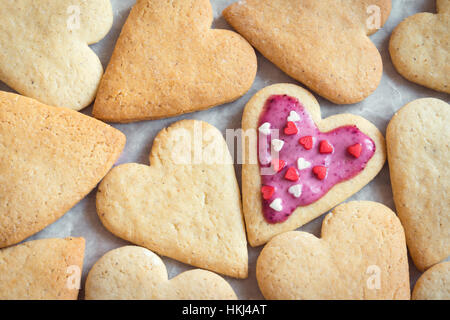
[412,262,450,300]
[223,0,391,104]
[85,246,237,300]
[0,0,113,110]
[0,91,126,248]
[242,84,386,246]
[93,0,257,123]
[387,98,449,271]
[256,201,410,300]
[0,237,85,300]
[96,120,248,278]
[389,0,449,93]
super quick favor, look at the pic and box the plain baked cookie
[0,237,85,300]
[93,0,257,123]
[242,84,386,246]
[389,0,449,93]
[412,262,450,300]
[256,201,410,300]
[85,246,237,300]
[0,0,113,110]
[96,120,248,278]
[223,0,391,104]
[0,91,125,248]
[387,98,449,271]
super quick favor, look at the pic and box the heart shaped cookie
[387,98,449,271]
[242,84,386,246]
[93,0,257,123]
[85,246,237,300]
[224,0,391,104]
[96,120,248,278]
[0,91,125,248]
[0,0,113,110]
[389,0,449,93]
[0,237,85,300]
[256,201,410,300]
[412,262,450,300]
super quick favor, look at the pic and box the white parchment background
[1,0,448,299]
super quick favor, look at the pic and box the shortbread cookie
[85,246,237,300]
[93,0,257,123]
[96,120,248,278]
[389,0,449,93]
[412,262,450,300]
[257,201,410,300]
[0,0,113,110]
[0,91,125,248]
[387,98,449,271]
[242,84,386,246]
[0,237,85,300]
[224,0,391,104]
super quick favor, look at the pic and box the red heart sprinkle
[347,143,362,158]
[299,136,313,150]
[312,166,327,180]
[271,159,286,172]
[261,185,275,200]
[284,167,299,181]
[319,140,334,154]
[284,121,298,135]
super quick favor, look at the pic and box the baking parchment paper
[1,0,448,299]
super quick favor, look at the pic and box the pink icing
[258,95,376,223]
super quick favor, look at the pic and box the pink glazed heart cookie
[242,84,386,246]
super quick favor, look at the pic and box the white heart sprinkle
[258,122,271,135]
[271,139,284,152]
[297,157,312,170]
[288,184,303,198]
[269,198,283,212]
[287,111,301,122]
